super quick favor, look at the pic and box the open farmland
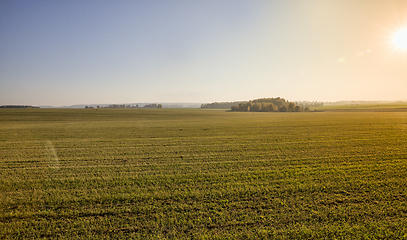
[1,108,407,239]
[311,102,407,112]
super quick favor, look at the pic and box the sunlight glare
[393,28,407,49]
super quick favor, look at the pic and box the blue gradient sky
[1,0,406,106]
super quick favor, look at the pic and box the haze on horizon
[1,0,406,107]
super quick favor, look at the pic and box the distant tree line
[231,98,310,112]
[143,104,163,108]
[85,104,163,109]
[201,101,247,109]
[295,101,324,108]
[86,104,139,109]
[0,105,39,108]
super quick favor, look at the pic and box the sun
[393,28,407,50]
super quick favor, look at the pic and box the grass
[1,108,407,239]
[312,102,407,111]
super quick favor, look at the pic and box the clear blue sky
[1,0,406,106]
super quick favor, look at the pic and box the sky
[1,0,407,106]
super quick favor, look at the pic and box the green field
[1,108,407,239]
[312,102,407,111]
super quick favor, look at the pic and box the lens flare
[45,140,59,169]
[393,28,407,50]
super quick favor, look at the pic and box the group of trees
[231,98,309,112]
[200,98,312,112]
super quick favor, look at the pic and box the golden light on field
[393,28,407,50]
